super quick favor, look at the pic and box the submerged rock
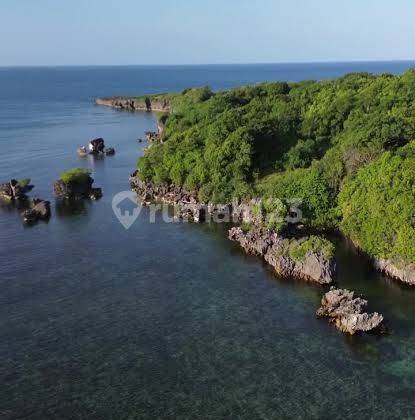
[316,288,384,334]
[104,147,115,156]
[22,199,51,224]
[77,147,88,157]
[228,227,336,284]
[89,188,103,200]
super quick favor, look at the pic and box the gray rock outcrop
[54,175,102,201]
[22,199,51,224]
[316,288,384,334]
[228,227,336,284]
[0,179,34,201]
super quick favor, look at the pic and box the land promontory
[97,73,415,286]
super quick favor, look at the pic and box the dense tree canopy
[137,69,415,263]
[339,142,415,264]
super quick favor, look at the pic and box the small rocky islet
[53,168,102,201]
[0,179,50,225]
[317,288,384,335]
[77,137,115,157]
[0,169,103,225]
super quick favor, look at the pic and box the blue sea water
[1,62,415,419]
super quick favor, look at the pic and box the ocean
[1,62,415,419]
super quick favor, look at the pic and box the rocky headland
[96,96,172,113]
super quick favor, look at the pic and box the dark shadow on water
[0,197,31,212]
[55,199,91,218]
[22,217,51,229]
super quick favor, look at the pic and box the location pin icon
[112,191,141,229]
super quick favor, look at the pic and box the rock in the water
[104,147,115,156]
[78,146,88,157]
[316,288,384,334]
[78,138,115,156]
[54,174,102,201]
[89,188,102,200]
[89,138,105,154]
[228,227,336,284]
[0,179,34,201]
[22,199,51,224]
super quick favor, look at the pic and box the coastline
[97,95,415,288]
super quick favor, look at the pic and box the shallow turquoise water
[1,65,415,419]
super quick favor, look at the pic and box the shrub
[289,236,335,261]
[60,168,91,184]
[18,178,31,188]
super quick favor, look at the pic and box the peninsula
[97,70,415,287]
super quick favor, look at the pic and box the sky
[0,0,414,66]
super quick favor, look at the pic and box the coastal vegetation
[136,69,415,268]
[60,168,91,184]
[55,168,101,201]
[288,236,335,262]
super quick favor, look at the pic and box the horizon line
[1,58,415,69]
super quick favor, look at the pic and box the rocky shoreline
[130,174,265,223]
[131,171,415,288]
[129,174,388,334]
[130,174,336,284]
[373,259,415,287]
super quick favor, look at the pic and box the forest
[137,70,415,266]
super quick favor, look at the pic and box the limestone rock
[228,227,336,284]
[316,288,384,334]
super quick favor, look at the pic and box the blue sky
[1,0,414,65]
